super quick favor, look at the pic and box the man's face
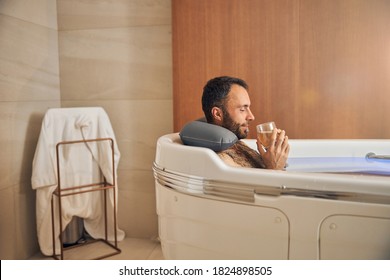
[221,84,255,139]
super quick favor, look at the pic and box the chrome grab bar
[366,152,390,160]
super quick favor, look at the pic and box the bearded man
[201,76,289,170]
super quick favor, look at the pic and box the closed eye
[240,105,250,112]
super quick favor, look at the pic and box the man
[201,76,289,170]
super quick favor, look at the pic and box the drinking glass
[256,121,276,149]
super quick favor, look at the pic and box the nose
[247,108,255,121]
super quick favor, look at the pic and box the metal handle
[366,152,390,160]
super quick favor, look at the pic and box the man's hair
[201,76,248,123]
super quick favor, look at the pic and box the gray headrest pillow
[179,120,238,152]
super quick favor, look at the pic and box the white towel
[31,107,125,255]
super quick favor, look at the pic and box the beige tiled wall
[0,0,172,259]
[0,0,61,259]
[58,0,173,239]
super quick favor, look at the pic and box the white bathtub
[153,133,390,260]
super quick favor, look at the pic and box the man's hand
[257,129,290,170]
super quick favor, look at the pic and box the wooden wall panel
[173,0,390,139]
[298,0,390,138]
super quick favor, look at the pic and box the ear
[211,107,223,123]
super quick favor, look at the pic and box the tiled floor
[29,237,164,260]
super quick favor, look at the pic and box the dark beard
[221,110,248,139]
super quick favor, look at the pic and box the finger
[286,143,290,155]
[281,135,289,151]
[275,130,285,149]
[268,128,278,151]
[284,143,290,158]
[258,141,266,156]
